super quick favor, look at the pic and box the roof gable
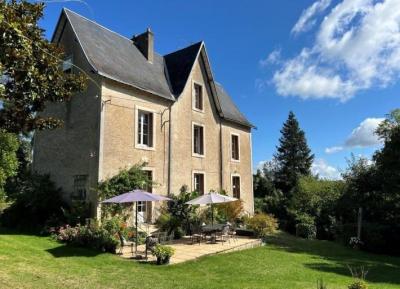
[164,42,203,96]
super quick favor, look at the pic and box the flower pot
[156,256,170,265]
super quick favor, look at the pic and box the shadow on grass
[264,232,400,285]
[46,244,102,258]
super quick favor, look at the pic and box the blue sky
[38,0,400,179]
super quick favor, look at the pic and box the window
[72,175,88,200]
[193,83,203,111]
[194,173,205,195]
[193,124,204,156]
[144,170,153,193]
[63,55,73,73]
[232,176,240,199]
[231,134,240,161]
[137,110,154,147]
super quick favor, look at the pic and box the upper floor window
[193,124,204,156]
[193,83,203,111]
[232,176,241,199]
[194,173,205,195]
[137,110,154,148]
[63,55,73,73]
[231,134,240,161]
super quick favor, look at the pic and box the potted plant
[153,244,175,265]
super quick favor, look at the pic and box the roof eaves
[98,71,175,101]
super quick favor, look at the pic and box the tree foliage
[0,0,86,134]
[97,163,152,218]
[0,131,19,199]
[274,111,314,195]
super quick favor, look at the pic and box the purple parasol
[101,189,171,255]
[102,190,171,203]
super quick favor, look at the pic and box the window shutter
[148,113,154,147]
[200,127,204,155]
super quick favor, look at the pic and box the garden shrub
[156,187,198,238]
[55,223,119,253]
[245,213,278,238]
[153,244,175,265]
[348,280,368,289]
[295,214,317,239]
[1,174,67,230]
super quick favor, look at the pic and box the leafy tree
[0,131,19,200]
[4,134,32,200]
[274,111,314,196]
[0,0,86,134]
[290,175,345,239]
[373,109,400,224]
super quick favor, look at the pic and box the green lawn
[0,230,399,289]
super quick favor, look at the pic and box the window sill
[192,153,205,158]
[135,145,155,151]
[192,107,205,114]
[231,158,240,163]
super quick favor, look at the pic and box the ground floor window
[232,176,241,199]
[72,175,88,200]
[193,173,205,195]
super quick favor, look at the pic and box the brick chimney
[132,28,154,63]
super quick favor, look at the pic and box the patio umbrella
[185,193,238,225]
[102,189,171,255]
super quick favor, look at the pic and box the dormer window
[63,55,73,73]
[193,82,203,111]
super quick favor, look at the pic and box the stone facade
[32,10,254,220]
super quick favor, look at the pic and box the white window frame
[230,132,241,162]
[192,80,204,113]
[192,122,205,158]
[135,105,156,151]
[192,170,206,195]
[231,173,241,199]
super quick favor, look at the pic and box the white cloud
[325,117,384,154]
[269,0,400,100]
[345,117,384,147]
[292,0,331,34]
[325,146,344,154]
[259,49,281,67]
[312,158,341,180]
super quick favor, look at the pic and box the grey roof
[59,8,253,128]
[63,9,173,100]
[164,42,203,96]
[215,84,254,128]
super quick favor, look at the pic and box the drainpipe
[167,103,172,196]
[219,121,223,191]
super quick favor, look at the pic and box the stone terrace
[120,236,262,264]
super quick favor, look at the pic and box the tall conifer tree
[274,111,314,195]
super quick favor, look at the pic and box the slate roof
[59,8,253,128]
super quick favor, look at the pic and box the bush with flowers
[55,222,119,253]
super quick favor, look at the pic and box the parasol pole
[135,202,138,255]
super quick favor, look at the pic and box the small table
[202,224,225,243]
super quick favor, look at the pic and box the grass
[0,229,399,289]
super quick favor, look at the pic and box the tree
[0,0,86,134]
[274,111,314,195]
[373,109,400,224]
[0,131,19,199]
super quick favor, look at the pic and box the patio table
[202,224,226,243]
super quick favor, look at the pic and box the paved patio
[120,236,262,264]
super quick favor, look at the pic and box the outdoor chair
[117,231,134,255]
[217,225,230,244]
[228,226,238,243]
[145,235,159,259]
[189,223,204,245]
